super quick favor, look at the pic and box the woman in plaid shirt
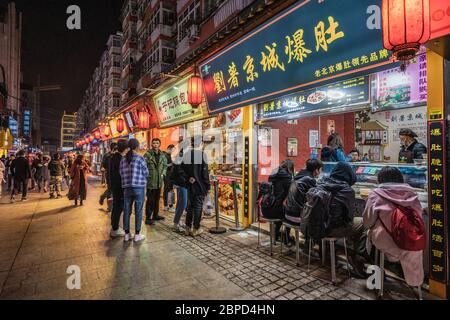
[120,139,149,243]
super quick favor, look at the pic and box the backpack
[258,182,276,216]
[378,206,426,251]
[300,185,333,240]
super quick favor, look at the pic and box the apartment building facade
[77,32,123,132]
[0,1,21,116]
[60,111,77,151]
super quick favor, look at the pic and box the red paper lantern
[382,0,431,61]
[104,125,111,137]
[188,75,203,107]
[117,118,125,133]
[94,130,101,140]
[138,111,150,129]
[89,135,94,142]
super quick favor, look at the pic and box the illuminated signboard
[200,0,395,114]
[8,117,18,137]
[153,74,205,128]
[257,76,370,120]
[428,121,447,284]
[23,110,31,137]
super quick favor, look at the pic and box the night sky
[14,0,123,140]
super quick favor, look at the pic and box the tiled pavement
[0,177,436,300]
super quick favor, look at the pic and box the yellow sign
[0,129,13,149]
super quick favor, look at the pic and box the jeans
[11,178,28,199]
[174,185,188,225]
[111,188,124,231]
[49,176,63,196]
[123,187,145,234]
[163,179,174,207]
[145,188,161,221]
[186,193,205,230]
[326,217,367,257]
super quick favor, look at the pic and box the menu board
[257,76,370,120]
[153,75,205,128]
[428,121,447,283]
[372,53,427,112]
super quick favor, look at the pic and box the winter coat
[48,160,65,177]
[70,161,89,200]
[178,148,210,196]
[284,170,317,223]
[321,146,346,162]
[108,152,123,194]
[32,158,44,179]
[144,149,168,190]
[41,159,51,181]
[10,157,32,181]
[265,166,293,219]
[171,150,187,188]
[398,140,427,163]
[101,152,112,185]
[363,183,424,286]
[319,162,357,233]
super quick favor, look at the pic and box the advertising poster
[287,138,298,157]
[211,176,244,222]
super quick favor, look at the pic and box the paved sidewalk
[0,178,435,300]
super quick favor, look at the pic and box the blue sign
[257,76,370,120]
[8,117,18,137]
[23,109,31,137]
[200,0,394,114]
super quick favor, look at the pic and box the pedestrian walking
[63,155,74,191]
[120,139,149,242]
[32,153,45,192]
[10,150,32,202]
[69,154,89,206]
[5,155,15,192]
[109,139,128,238]
[99,143,116,208]
[179,137,210,237]
[41,155,50,193]
[0,158,5,199]
[171,146,188,233]
[48,153,65,199]
[144,138,167,225]
[163,144,176,213]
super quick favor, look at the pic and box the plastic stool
[258,218,281,256]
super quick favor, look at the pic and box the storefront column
[242,105,254,227]
[426,49,448,299]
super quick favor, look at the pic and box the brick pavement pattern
[0,178,433,300]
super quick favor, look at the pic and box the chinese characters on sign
[257,76,370,120]
[372,53,427,112]
[428,121,447,283]
[200,0,393,114]
[153,75,205,128]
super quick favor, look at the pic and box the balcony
[109,65,122,75]
[109,46,121,56]
[108,86,122,96]
[176,36,190,58]
[151,24,174,43]
[177,0,190,13]
[151,0,159,9]
[151,62,171,77]
[213,0,256,28]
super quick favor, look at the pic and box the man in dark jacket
[48,153,65,199]
[284,159,323,225]
[10,150,32,202]
[99,143,117,207]
[320,161,367,277]
[163,144,176,213]
[32,153,45,192]
[179,137,210,237]
[398,128,427,163]
[5,155,15,191]
[108,139,127,238]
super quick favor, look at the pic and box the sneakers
[192,228,204,237]
[110,228,125,238]
[124,233,134,242]
[185,226,192,236]
[134,234,146,242]
[168,207,176,213]
[21,197,28,201]
[10,198,15,203]
[173,223,185,233]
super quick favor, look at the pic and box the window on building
[177,0,201,43]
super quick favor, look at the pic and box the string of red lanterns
[116,118,125,133]
[188,74,203,108]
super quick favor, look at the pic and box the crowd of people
[259,132,426,288]
[0,150,75,202]
[100,136,210,242]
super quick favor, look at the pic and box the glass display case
[320,162,428,209]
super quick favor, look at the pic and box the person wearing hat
[398,129,427,163]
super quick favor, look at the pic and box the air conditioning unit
[188,24,199,43]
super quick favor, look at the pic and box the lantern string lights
[382,0,430,61]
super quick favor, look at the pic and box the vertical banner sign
[243,136,250,218]
[428,121,447,283]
